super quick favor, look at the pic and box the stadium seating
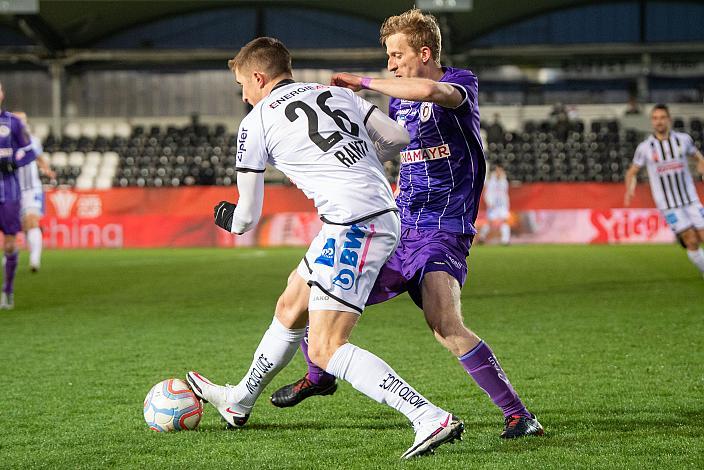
[40,113,703,188]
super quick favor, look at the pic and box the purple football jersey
[0,110,36,203]
[389,67,486,235]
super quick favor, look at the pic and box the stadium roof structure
[2,0,704,67]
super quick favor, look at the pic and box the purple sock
[459,340,529,418]
[3,251,18,294]
[301,325,335,385]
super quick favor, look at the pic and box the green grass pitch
[0,245,702,469]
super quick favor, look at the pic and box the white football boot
[186,371,251,428]
[401,412,464,459]
[0,292,14,310]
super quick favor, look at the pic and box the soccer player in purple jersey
[271,8,543,439]
[0,82,37,309]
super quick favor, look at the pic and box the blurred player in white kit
[480,165,511,245]
[625,104,704,278]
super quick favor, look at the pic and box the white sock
[326,343,445,428]
[686,248,704,274]
[230,318,305,408]
[500,223,510,245]
[27,227,42,268]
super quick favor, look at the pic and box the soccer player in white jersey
[272,8,542,440]
[625,104,704,277]
[186,37,464,459]
[14,112,55,272]
[480,165,511,245]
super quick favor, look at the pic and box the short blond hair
[228,37,292,77]
[380,8,442,64]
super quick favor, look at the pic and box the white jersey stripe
[430,104,453,229]
[452,114,472,231]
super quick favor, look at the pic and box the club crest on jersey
[332,224,366,291]
[0,125,9,138]
[315,238,336,267]
[420,102,433,122]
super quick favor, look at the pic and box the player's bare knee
[306,339,337,370]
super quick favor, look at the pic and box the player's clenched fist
[330,72,365,91]
[214,200,236,232]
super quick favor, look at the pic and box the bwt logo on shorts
[332,224,365,291]
[314,238,336,267]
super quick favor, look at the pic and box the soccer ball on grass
[143,378,203,432]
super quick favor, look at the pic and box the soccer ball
[143,378,203,432]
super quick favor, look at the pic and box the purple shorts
[367,226,472,308]
[0,200,21,235]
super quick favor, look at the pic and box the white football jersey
[484,174,509,210]
[633,131,701,210]
[236,81,396,224]
[18,135,43,192]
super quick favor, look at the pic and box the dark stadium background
[0,1,701,468]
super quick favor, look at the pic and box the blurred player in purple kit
[0,83,37,309]
[271,8,543,439]
[15,112,55,273]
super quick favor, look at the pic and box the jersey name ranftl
[390,66,486,235]
[236,81,396,225]
[633,131,701,210]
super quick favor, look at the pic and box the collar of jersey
[271,79,296,93]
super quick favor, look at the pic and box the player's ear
[253,71,267,88]
[420,46,432,64]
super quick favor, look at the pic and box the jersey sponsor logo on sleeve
[314,238,336,267]
[400,144,451,164]
[236,128,248,162]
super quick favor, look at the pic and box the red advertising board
[33,182,703,248]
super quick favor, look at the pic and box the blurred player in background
[187,37,464,459]
[272,8,543,439]
[625,104,704,278]
[479,165,511,245]
[0,83,37,309]
[14,112,55,272]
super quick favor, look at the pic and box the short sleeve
[632,143,647,167]
[348,89,378,126]
[681,133,697,158]
[11,115,31,149]
[444,71,478,115]
[235,112,267,173]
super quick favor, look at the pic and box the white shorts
[296,210,400,315]
[21,189,44,217]
[662,202,704,234]
[487,207,509,222]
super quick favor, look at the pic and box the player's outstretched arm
[624,164,640,206]
[331,73,463,108]
[365,108,410,162]
[214,171,264,235]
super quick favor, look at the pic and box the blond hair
[380,8,442,64]
[228,37,292,77]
